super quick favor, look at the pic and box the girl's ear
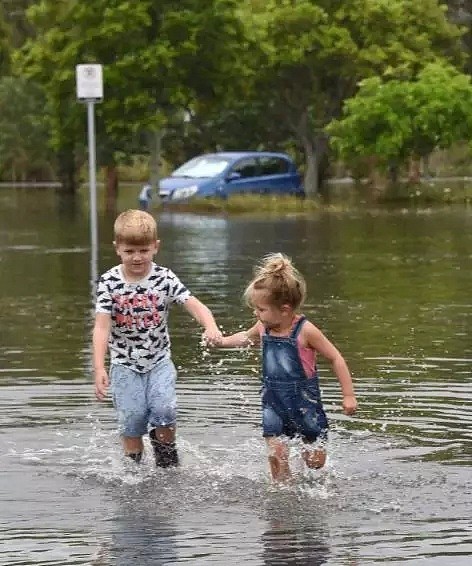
[280,304,292,314]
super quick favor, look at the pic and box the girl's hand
[342,394,357,415]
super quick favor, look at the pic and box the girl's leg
[301,447,326,469]
[266,437,291,482]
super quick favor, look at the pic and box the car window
[172,156,230,178]
[231,158,259,178]
[259,156,290,175]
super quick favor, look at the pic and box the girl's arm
[304,322,357,415]
[217,321,262,348]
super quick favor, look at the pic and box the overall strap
[290,315,306,339]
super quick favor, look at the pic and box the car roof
[203,151,293,161]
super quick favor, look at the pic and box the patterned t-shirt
[95,263,191,372]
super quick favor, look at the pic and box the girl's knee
[303,448,326,469]
[266,438,288,459]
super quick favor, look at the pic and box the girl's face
[251,289,291,330]
[114,240,159,280]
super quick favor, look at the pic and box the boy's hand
[202,326,223,347]
[342,394,357,415]
[94,369,109,401]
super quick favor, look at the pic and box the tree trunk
[57,148,77,193]
[302,134,330,198]
[302,138,319,197]
[105,163,119,213]
[408,157,421,184]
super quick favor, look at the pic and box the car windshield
[171,156,230,178]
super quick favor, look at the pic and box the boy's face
[114,240,159,280]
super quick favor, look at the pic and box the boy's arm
[304,322,357,415]
[92,312,112,400]
[218,322,261,348]
[182,296,222,344]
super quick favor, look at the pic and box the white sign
[76,64,103,101]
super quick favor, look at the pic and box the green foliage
[236,0,465,195]
[0,76,55,180]
[15,0,248,171]
[2,0,471,194]
[0,8,12,75]
[328,62,472,167]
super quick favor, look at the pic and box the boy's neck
[120,264,153,283]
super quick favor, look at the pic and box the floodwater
[0,188,471,565]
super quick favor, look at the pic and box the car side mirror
[226,172,241,182]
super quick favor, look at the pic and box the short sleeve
[95,277,112,313]
[166,269,191,305]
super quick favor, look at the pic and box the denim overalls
[261,316,328,443]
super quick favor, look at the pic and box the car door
[257,155,298,194]
[224,157,264,195]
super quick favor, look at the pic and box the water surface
[0,188,471,565]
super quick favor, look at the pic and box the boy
[93,209,222,467]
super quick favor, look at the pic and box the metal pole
[87,100,99,297]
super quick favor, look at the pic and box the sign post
[76,64,103,297]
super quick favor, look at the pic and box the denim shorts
[110,357,177,437]
[261,380,329,444]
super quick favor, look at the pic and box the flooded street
[0,188,471,565]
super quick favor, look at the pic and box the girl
[213,253,357,482]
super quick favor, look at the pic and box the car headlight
[171,186,199,200]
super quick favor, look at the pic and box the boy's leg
[122,436,144,463]
[149,426,178,467]
[266,437,291,482]
[110,365,148,463]
[147,359,179,468]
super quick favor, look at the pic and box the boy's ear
[155,239,160,253]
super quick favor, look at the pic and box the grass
[378,181,472,205]
[156,194,326,216]
[106,183,471,217]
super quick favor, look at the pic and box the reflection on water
[0,189,471,565]
[261,495,331,566]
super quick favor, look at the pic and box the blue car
[159,151,304,201]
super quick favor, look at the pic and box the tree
[447,1,472,73]
[327,62,472,177]
[0,8,12,75]
[237,0,464,197]
[16,0,248,196]
[0,76,55,180]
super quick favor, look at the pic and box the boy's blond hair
[244,253,306,310]
[114,209,157,245]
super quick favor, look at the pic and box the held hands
[342,394,357,416]
[94,368,109,401]
[202,326,223,347]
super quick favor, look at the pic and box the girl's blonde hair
[114,209,157,245]
[244,253,306,309]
